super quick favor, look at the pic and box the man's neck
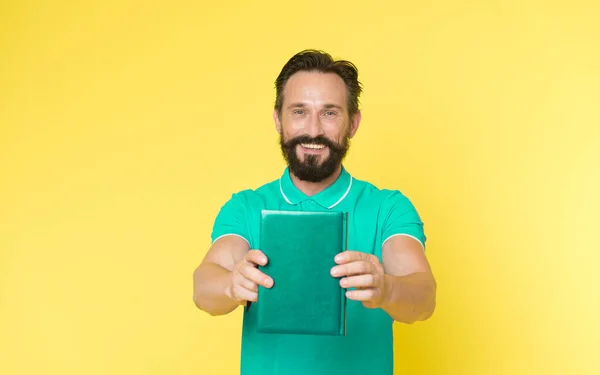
[289,165,342,197]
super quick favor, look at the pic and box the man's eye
[325,111,336,116]
[293,110,304,115]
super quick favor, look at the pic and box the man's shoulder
[222,177,280,207]
[351,175,412,205]
[351,174,425,245]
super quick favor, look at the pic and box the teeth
[301,143,325,149]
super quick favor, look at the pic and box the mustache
[282,135,342,150]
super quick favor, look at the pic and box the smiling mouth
[300,143,326,150]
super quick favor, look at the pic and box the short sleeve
[210,193,251,246]
[381,191,426,251]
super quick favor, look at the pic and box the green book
[255,209,348,336]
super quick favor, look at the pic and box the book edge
[341,211,348,336]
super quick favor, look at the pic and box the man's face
[274,71,360,182]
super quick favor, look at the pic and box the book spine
[340,211,348,336]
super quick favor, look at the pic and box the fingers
[229,250,273,305]
[331,260,375,277]
[345,288,382,302]
[238,261,273,288]
[339,273,380,289]
[331,252,385,309]
[231,283,258,303]
[245,250,268,266]
[334,250,374,265]
[235,268,259,292]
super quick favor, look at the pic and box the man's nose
[304,113,324,138]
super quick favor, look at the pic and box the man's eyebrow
[286,103,344,109]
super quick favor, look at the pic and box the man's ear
[349,111,362,138]
[273,109,282,134]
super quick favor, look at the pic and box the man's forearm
[380,272,437,324]
[193,262,238,316]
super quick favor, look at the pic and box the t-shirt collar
[279,165,353,209]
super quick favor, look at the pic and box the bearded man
[193,49,437,375]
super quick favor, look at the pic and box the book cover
[254,209,348,336]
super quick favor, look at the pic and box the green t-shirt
[211,165,426,375]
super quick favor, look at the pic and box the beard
[279,131,350,183]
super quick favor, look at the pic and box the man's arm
[380,235,437,323]
[193,235,249,316]
[332,191,435,323]
[332,235,436,324]
[193,235,273,316]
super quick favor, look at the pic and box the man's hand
[227,250,273,306]
[330,250,389,309]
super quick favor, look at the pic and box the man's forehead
[283,71,347,106]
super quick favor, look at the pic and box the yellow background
[1,0,599,374]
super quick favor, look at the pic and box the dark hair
[274,49,362,119]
